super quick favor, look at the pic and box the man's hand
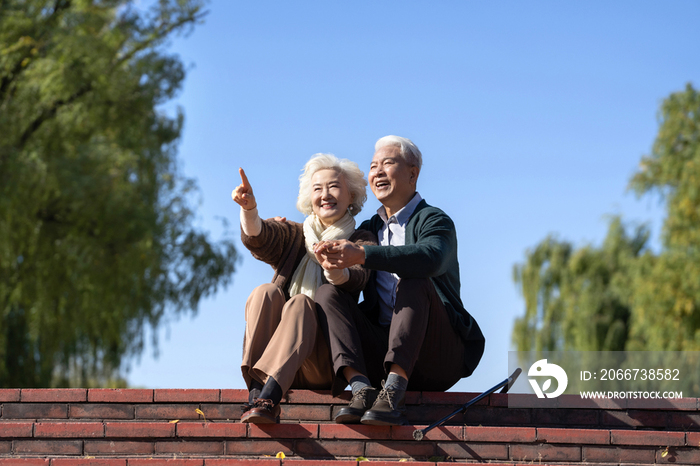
[314,239,365,270]
[231,167,257,210]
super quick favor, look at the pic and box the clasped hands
[313,239,365,270]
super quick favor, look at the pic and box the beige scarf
[288,211,356,299]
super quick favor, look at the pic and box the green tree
[627,84,700,351]
[0,0,237,387]
[513,84,700,353]
[512,218,648,352]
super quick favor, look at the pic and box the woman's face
[311,168,353,227]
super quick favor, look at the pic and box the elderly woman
[232,153,375,424]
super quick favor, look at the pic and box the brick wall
[1,389,699,465]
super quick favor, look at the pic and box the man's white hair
[375,135,423,171]
[297,153,368,216]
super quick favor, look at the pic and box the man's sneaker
[240,398,280,424]
[334,387,378,424]
[360,381,408,426]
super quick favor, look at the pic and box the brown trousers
[315,278,466,395]
[241,283,333,393]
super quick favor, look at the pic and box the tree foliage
[626,85,700,351]
[513,84,700,353]
[0,0,237,387]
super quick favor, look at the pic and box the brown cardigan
[241,217,377,300]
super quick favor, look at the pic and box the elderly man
[314,135,485,426]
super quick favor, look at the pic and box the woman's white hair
[375,135,423,171]
[297,153,368,216]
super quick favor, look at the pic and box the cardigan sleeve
[241,217,302,269]
[362,210,456,278]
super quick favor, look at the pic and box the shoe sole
[240,413,279,424]
[334,408,363,424]
[360,411,407,426]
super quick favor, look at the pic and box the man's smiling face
[369,145,418,215]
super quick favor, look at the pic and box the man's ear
[409,166,419,185]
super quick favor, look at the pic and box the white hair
[375,135,423,171]
[296,153,368,216]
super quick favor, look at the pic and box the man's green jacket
[358,199,485,378]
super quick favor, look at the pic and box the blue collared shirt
[375,192,423,325]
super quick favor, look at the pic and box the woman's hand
[232,167,257,210]
[313,241,332,269]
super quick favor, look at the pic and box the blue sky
[126,1,700,392]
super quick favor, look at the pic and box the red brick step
[1,389,698,464]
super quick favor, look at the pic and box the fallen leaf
[276,452,286,459]
[169,420,179,424]
[195,408,207,422]
[356,456,369,462]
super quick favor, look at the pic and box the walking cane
[413,368,522,441]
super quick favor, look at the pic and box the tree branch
[15,9,201,150]
[0,0,72,101]
[113,11,206,69]
[18,83,92,148]
[0,59,26,102]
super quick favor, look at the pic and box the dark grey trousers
[315,277,466,395]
